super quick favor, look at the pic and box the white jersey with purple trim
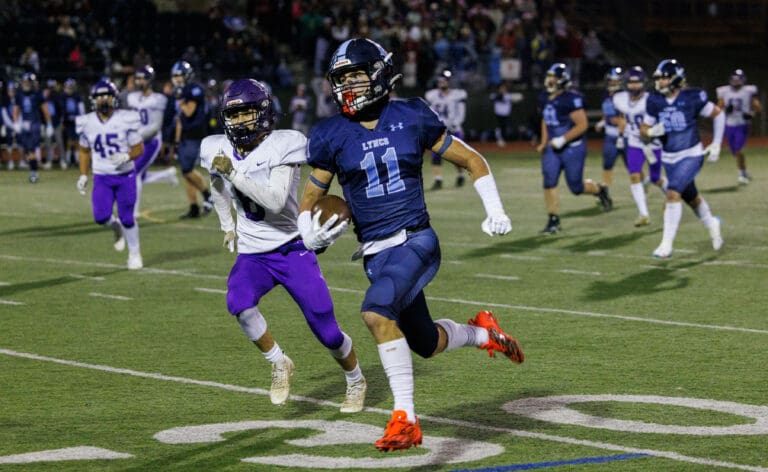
[716,84,758,126]
[77,110,143,175]
[424,88,467,133]
[125,91,168,142]
[612,91,661,150]
[200,130,306,254]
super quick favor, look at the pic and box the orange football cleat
[375,410,423,452]
[468,310,525,363]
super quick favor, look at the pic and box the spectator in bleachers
[19,46,40,73]
[289,83,312,136]
[582,28,605,86]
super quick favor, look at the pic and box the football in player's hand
[312,195,351,226]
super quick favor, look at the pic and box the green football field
[1,147,767,471]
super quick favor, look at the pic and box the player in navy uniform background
[297,38,523,452]
[536,63,612,235]
[13,73,54,183]
[641,59,724,258]
[171,61,213,219]
[594,67,625,193]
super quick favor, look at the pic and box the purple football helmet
[729,69,746,88]
[625,66,646,97]
[220,79,276,148]
[90,79,119,115]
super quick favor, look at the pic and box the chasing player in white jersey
[125,65,178,217]
[199,78,367,411]
[425,69,468,189]
[612,66,668,227]
[76,79,145,269]
[715,69,762,184]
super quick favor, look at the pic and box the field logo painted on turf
[503,395,768,435]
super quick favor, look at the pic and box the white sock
[694,198,715,228]
[630,183,649,217]
[662,201,683,246]
[435,319,488,351]
[123,224,140,254]
[343,363,364,384]
[134,177,144,214]
[263,343,285,364]
[378,338,415,422]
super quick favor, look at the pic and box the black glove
[725,104,734,114]
[743,113,753,121]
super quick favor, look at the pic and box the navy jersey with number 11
[307,98,446,242]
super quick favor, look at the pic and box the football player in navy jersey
[171,61,214,219]
[13,73,54,183]
[594,67,625,193]
[297,38,523,452]
[641,59,724,258]
[536,63,612,235]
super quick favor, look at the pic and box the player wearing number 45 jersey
[641,59,724,259]
[716,69,762,185]
[298,38,524,452]
[199,78,367,413]
[76,79,144,270]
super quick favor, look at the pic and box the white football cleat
[737,174,751,185]
[709,217,723,251]
[127,253,143,270]
[270,355,294,405]
[653,241,673,259]
[340,377,367,413]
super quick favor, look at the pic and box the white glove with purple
[646,122,666,138]
[298,210,349,251]
[76,174,88,195]
[223,230,236,252]
[110,152,131,166]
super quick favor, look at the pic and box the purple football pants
[725,125,748,154]
[626,146,662,183]
[92,171,137,227]
[226,240,344,350]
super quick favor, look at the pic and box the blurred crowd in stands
[1,0,612,160]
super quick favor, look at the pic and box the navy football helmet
[625,66,646,97]
[170,61,194,88]
[729,69,746,88]
[327,38,401,117]
[220,78,276,148]
[605,67,624,93]
[653,59,685,95]
[63,78,77,94]
[90,79,119,115]
[20,72,37,92]
[545,63,571,93]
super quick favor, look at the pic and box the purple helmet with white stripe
[729,69,746,88]
[89,79,119,115]
[220,78,276,148]
[625,66,646,97]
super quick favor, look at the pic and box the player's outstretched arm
[209,174,236,251]
[436,133,512,236]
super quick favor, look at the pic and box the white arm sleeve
[229,164,295,214]
[711,109,725,145]
[210,174,235,232]
[473,173,505,216]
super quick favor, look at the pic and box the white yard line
[0,348,765,472]
[194,287,226,295]
[475,273,521,281]
[69,274,106,281]
[558,269,602,276]
[88,292,132,301]
[0,300,24,306]
[3,253,767,335]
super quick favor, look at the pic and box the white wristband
[473,174,504,216]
